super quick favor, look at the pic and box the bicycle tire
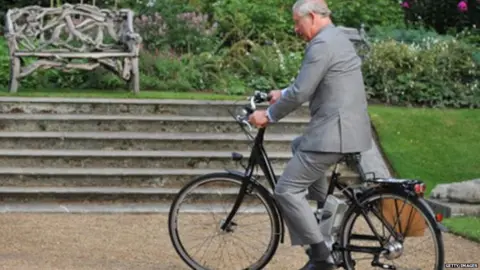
[168,172,282,270]
[339,188,445,270]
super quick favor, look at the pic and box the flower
[401,1,410,8]
[457,0,468,12]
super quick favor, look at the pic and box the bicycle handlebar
[234,90,272,131]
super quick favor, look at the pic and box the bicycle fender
[224,169,287,243]
[224,169,251,180]
[416,197,449,233]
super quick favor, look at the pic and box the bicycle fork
[219,178,252,231]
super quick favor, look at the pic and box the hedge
[0,0,478,108]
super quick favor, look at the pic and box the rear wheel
[339,189,444,270]
[168,172,281,270]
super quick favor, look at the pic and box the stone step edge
[0,167,249,175]
[0,186,346,194]
[0,186,262,194]
[0,186,343,199]
[0,202,319,214]
[0,131,299,141]
[0,167,359,178]
[0,96,310,107]
[0,113,310,122]
[0,149,293,158]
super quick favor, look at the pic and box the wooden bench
[4,3,142,93]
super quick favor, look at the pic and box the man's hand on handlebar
[248,110,269,128]
[240,90,273,129]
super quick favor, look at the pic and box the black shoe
[299,259,335,270]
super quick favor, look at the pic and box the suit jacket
[268,23,372,153]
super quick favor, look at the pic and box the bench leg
[8,57,20,93]
[130,57,140,94]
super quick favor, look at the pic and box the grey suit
[267,23,373,246]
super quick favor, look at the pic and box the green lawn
[369,105,480,195]
[369,106,480,242]
[442,216,480,242]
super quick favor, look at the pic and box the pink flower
[458,0,468,12]
[401,1,410,8]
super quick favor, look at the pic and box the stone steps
[0,149,302,169]
[0,185,337,213]
[0,131,297,151]
[0,186,271,203]
[0,97,367,212]
[0,97,310,117]
[0,114,309,133]
[0,167,359,188]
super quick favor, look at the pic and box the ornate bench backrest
[4,4,139,54]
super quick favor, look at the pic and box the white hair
[292,0,331,17]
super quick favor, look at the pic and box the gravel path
[0,213,478,270]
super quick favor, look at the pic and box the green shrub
[1,0,477,108]
[368,25,456,44]
[328,0,404,28]
[188,0,405,45]
[192,0,294,44]
[362,38,480,108]
[132,0,221,54]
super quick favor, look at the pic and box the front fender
[224,169,286,243]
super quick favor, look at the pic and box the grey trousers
[274,136,343,246]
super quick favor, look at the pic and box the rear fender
[225,169,286,243]
[416,197,449,233]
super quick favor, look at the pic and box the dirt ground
[0,213,478,270]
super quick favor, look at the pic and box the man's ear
[309,11,316,22]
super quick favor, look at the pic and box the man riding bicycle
[248,0,373,269]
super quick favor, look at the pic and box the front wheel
[168,172,281,270]
[339,189,444,270]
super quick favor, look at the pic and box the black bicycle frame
[219,122,418,259]
[219,127,274,231]
[220,126,350,230]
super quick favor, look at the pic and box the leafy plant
[363,38,480,108]
[133,0,220,54]
[329,0,404,28]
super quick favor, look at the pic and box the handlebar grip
[244,106,254,114]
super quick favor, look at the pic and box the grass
[368,105,480,195]
[0,89,246,100]
[442,216,480,242]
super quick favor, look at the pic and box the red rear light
[414,183,426,194]
[436,213,443,222]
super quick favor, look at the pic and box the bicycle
[168,91,447,270]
